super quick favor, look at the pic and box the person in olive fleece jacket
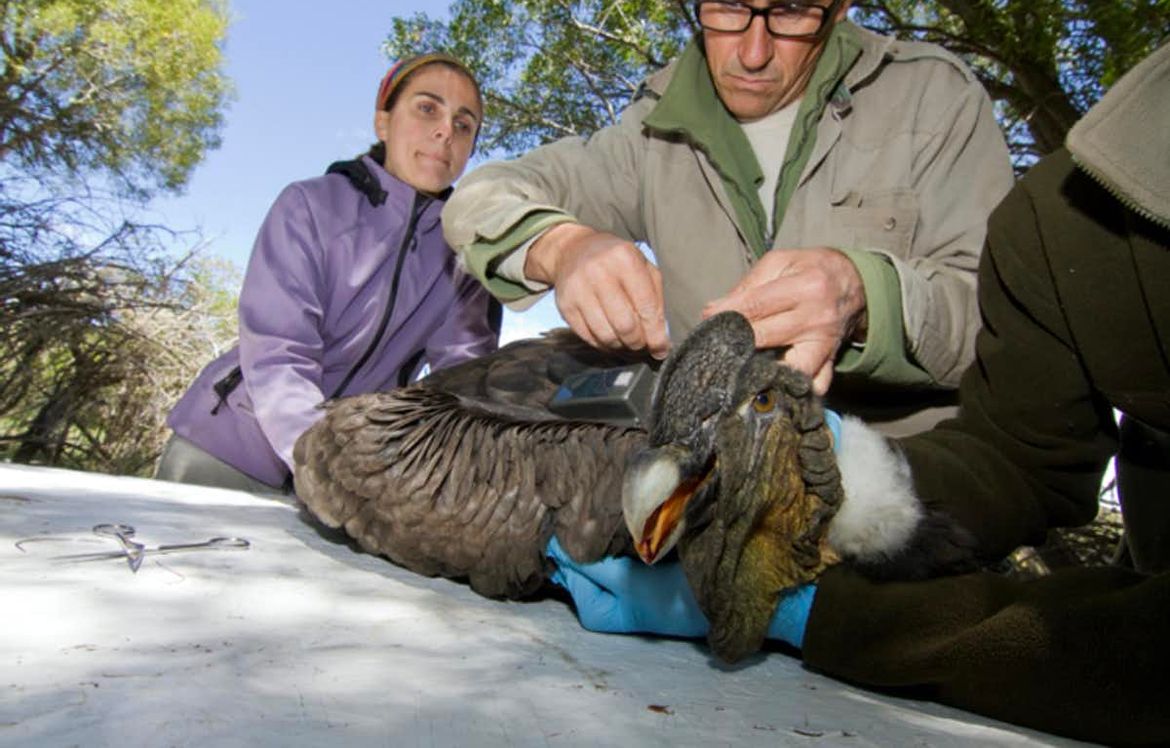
[802,42,1170,745]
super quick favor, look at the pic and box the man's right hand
[524,223,670,360]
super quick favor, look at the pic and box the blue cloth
[546,407,840,648]
[824,407,842,449]
[547,537,816,649]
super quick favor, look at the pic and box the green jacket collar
[643,23,864,254]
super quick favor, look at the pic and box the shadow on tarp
[0,463,1086,747]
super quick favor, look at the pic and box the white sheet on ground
[0,463,1088,746]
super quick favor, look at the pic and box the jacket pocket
[828,189,919,255]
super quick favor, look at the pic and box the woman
[157,53,499,494]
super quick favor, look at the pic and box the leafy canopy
[0,0,235,473]
[851,0,1170,161]
[386,0,1170,164]
[0,0,232,195]
[386,0,693,156]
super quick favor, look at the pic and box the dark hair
[367,59,483,164]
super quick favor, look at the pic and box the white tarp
[0,463,1088,746]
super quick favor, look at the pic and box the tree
[851,0,1170,162]
[62,254,240,476]
[0,0,231,195]
[0,187,242,473]
[0,0,235,475]
[386,0,693,156]
[385,0,1170,164]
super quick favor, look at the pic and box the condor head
[622,312,843,663]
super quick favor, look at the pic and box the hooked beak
[622,444,715,564]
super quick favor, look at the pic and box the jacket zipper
[330,190,431,399]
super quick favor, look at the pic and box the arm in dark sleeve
[803,565,1170,745]
[899,157,1116,562]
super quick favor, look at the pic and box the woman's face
[375,65,481,195]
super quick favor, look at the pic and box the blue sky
[153,0,561,343]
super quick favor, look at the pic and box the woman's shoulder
[265,164,387,233]
[263,158,427,248]
[289,158,417,216]
[277,168,363,209]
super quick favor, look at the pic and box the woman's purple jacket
[167,156,499,488]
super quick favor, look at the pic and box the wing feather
[293,333,651,599]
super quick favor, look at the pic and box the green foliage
[0,0,232,195]
[387,0,1170,162]
[385,0,694,154]
[173,253,240,369]
[851,0,1170,159]
[1065,1,1170,94]
[0,0,235,474]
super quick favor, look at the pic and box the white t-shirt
[739,97,802,239]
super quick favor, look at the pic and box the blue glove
[547,536,816,648]
[548,535,709,637]
[824,407,842,451]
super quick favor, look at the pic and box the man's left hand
[702,247,866,395]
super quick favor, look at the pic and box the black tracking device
[547,363,657,428]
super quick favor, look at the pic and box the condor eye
[752,390,776,413]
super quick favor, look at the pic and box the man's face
[702,0,849,122]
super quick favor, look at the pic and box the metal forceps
[65,524,250,572]
[94,523,146,572]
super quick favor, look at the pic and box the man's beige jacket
[444,23,1013,431]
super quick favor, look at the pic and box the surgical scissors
[54,525,250,570]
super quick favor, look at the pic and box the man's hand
[703,247,867,395]
[525,223,670,359]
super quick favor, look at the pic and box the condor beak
[622,444,712,565]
